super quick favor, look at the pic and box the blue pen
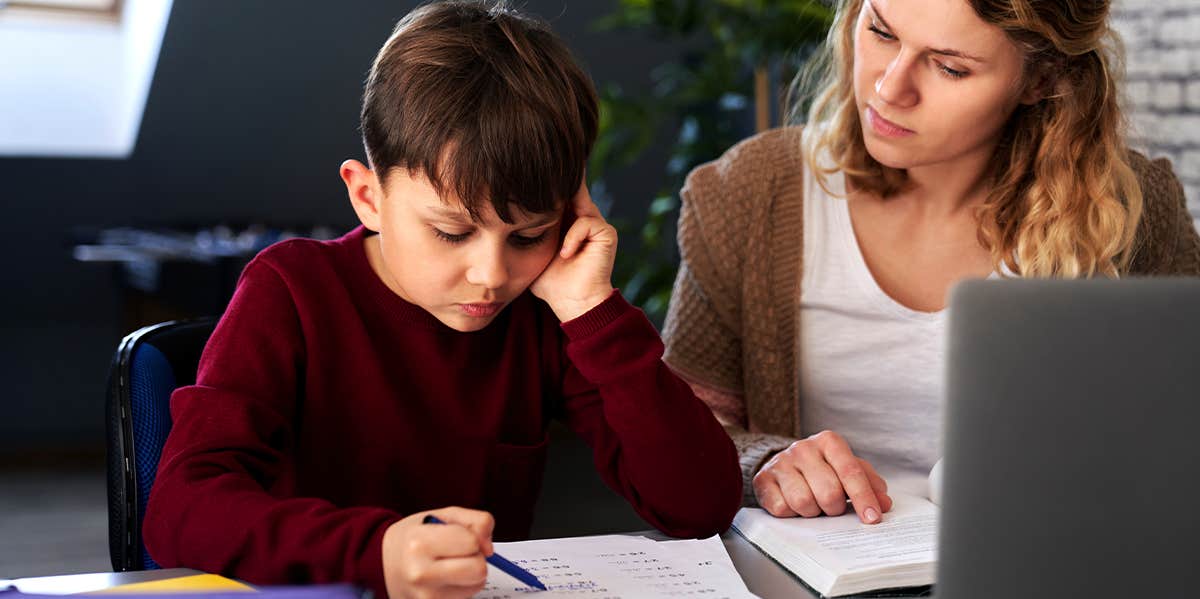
[422,514,547,591]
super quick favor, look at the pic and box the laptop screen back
[937,279,1200,598]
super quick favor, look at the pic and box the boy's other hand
[530,179,617,322]
[753,430,893,524]
[381,507,495,599]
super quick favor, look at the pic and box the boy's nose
[465,248,509,290]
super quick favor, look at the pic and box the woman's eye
[868,25,895,42]
[433,228,471,244]
[510,231,549,249]
[937,63,968,79]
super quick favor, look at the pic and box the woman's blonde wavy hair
[794,0,1142,278]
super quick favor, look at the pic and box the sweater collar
[339,225,449,330]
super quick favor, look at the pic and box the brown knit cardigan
[661,126,1200,503]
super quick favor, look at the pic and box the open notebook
[2,538,753,599]
[477,534,756,598]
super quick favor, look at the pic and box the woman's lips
[865,105,915,137]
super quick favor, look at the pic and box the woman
[662,0,1200,524]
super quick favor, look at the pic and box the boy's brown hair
[361,0,598,223]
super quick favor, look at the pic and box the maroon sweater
[143,226,741,595]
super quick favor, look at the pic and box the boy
[142,2,742,598]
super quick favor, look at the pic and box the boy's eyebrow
[425,205,472,222]
[424,205,560,228]
[868,1,986,63]
[519,214,561,229]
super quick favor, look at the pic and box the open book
[731,494,937,597]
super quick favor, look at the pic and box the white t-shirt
[798,160,994,497]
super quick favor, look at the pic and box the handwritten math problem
[473,535,755,598]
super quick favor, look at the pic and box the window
[0,0,170,157]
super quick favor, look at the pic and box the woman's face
[853,0,1033,172]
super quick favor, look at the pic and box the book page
[473,535,756,598]
[808,509,936,571]
[731,493,937,593]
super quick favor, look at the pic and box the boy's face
[344,161,562,332]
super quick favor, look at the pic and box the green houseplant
[589,0,834,325]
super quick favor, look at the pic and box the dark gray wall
[0,0,684,451]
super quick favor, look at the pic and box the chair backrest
[105,317,217,571]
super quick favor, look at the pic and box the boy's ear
[341,159,383,232]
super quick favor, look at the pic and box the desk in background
[72,225,339,332]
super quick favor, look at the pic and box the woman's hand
[753,430,893,524]
[380,507,495,599]
[529,180,617,322]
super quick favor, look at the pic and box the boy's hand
[530,179,617,322]
[381,507,495,599]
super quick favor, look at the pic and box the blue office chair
[105,317,217,571]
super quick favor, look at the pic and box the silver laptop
[937,278,1200,598]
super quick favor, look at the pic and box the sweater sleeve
[553,291,743,538]
[660,140,752,395]
[660,132,801,504]
[143,259,399,596]
[1129,154,1200,276]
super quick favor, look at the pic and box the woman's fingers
[790,441,848,516]
[752,469,797,517]
[812,432,883,524]
[757,433,894,524]
[773,464,823,518]
[758,441,843,517]
[859,458,893,513]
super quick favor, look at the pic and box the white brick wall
[1112,0,1200,227]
